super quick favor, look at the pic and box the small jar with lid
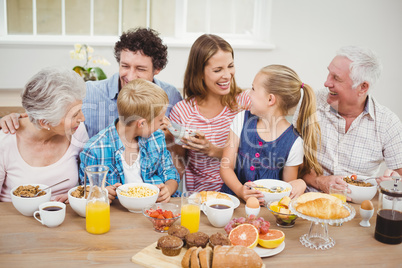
[374,177,402,244]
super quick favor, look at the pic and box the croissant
[200,191,231,203]
[295,198,350,219]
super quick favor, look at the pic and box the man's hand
[0,112,26,134]
[317,175,351,201]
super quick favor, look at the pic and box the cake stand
[289,199,356,250]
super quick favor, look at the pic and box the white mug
[202,199,234,228]
[33,201,66,228]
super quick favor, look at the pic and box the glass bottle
[374,177,402,244]
[85,165,110,234]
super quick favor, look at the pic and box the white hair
[337,46,382,89]
[21,67,86,128]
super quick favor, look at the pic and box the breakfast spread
[295,192,350,219]
[199,191,231,203]
[13,185,46,197]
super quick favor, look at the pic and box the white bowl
[68,186,88,217]
[252,179,292,205]
[168,122,197,145]
[346,176,377,204]
[117,183,159,213]
[10,184,51,216]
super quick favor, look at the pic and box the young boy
[79,79,180,203]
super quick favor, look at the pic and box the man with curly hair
[83,28,182,137]
[0,28,182,138]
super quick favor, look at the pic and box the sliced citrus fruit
[258,229,285,249]
[279,196,291,207]
[228,223,259,249]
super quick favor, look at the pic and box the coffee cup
[33,201,66,228]
[202,199,234,228]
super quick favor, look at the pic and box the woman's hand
[181,131,222,158]
[106,182,122,204]
[53,194,68,203]
[242,181,265,205]
[288,179,307,199]
[156,183,171,203]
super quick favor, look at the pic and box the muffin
[157,235,184,256]
[168,225,190,242]
[209,232,231,248]
[184,232,209,248]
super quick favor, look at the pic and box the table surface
[0,197,400,268]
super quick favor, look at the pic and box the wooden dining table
[0,196,400,268]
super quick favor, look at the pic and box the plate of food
[168,122,197,145]
[199,191,240,209]
[253,242,285,258]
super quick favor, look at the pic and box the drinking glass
[181,191,201,233]
[329,183,347,226]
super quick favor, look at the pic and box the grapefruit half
[228,223,259,249]
[258,229,285,249]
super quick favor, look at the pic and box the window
[0,0,273,49]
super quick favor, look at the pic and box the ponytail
[295,84,322,177]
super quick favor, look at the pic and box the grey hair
[337,46,382,89]
[21,67,86,128]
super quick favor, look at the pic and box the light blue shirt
[79,119,180,196]
[82,73,182,138]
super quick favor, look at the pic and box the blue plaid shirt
[79,119,180,196]
[83,73,183,138]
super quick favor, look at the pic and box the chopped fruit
[279,208,290,214]
[163,210,173,219]
[279,196,291,207]
[149,211,160,218]
[258,229,285,249]
[157,214,165,219]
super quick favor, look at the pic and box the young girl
[169,34,250,192]
[220,65,322,201]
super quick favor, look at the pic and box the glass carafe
[85,165,110,234]
[374,177,402,244]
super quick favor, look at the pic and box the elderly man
[1,27,182,138]
[302,46,402,194]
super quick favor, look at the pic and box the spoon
[24,178,70,197]
[105,181,127,194]
[249,185,284,193]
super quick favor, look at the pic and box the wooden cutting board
[131,242,186,268]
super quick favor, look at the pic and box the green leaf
[72,66,86,76]
[88,67,107,80]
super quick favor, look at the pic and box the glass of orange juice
[329,184,347,203]
[181,191,201,233]
[329,183,347,227]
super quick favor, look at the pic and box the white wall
[0,0,401,121]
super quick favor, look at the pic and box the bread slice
[190,247,202,268]
[199,246,213,268]
[212,245,263,268]
[181,247,197,268]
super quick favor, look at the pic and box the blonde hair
[117,79,168,125]
[183,34,243,111]
[258,65,322,177]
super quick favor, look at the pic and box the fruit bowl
[142,203,181,232]
[267,200,298,227]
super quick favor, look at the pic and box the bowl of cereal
[117,183,159,213]
[252,179,292,205]
[343,175,378,204]
[142,203,181,232]
[10,184,51,216]
[68,185,90,217]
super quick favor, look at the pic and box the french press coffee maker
[374,177,402,244]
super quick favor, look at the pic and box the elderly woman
[0,67,88,202]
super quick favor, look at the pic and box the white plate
[253,242,285,257]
